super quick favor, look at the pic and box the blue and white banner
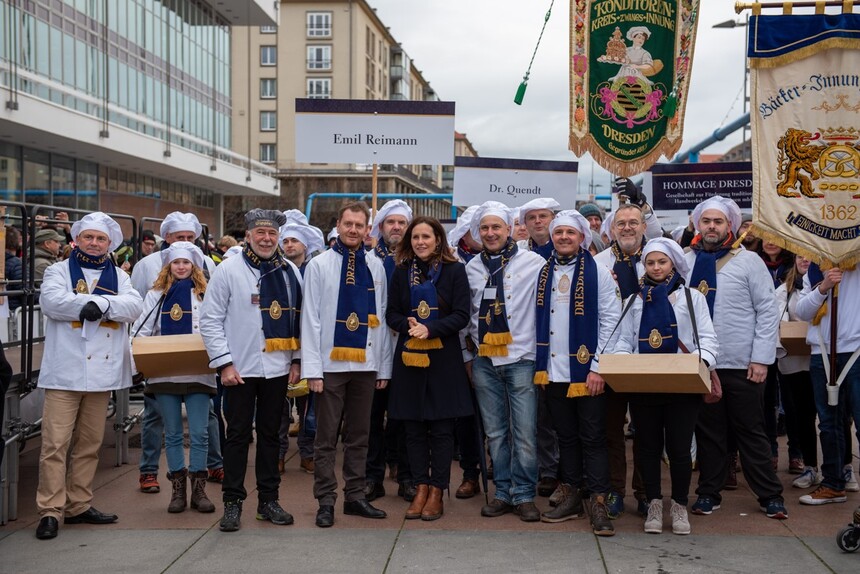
[749,11,860,267]
[452,157,579,209]
[295,99,455,165]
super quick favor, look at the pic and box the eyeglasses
[614,220,641,229]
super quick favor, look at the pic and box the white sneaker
[844,464,860,492]
[792,466,823,489]
[644,499,663,534]
[670,500,691,535]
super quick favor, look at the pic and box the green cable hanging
[514,0,555,106]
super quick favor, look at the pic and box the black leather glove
[79,301,104,322]
[614,177,646,207]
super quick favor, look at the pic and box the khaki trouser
[36,389,111,519]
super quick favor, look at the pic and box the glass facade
[0,0,233,155]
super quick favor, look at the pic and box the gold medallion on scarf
[648,329,663,349]
[576,344,590,364]
[269,300,282,320]
[493,300,502,316]
[697,280,709,296]
[559,274,571,294]
[75,279,89,294]
[169,303,183,321]
[417,300,431,320]
[346,312,360,332]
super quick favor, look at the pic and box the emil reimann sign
[295,99,455,165]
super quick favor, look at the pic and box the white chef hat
[470,201,514,242]
[692,195,742,234]
[601,212,616,242]
[280,223,325,255]
[282,209,308,227]
[447,205,479,247]
[627,26,651,40]
[370,199,413,240]
[642,237,690,278]
[223,245,243,259]
[160,241,205,269]
[549,210,593,250]
[327,228,339,242]
[518,197,561,224]
[671,225,686,243]
[71,212,124,251]
[160,212,203,239]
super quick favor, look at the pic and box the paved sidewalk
[1,428,858,573]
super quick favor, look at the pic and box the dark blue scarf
[331,238,379,362]
[457,238,478,264]
[528,237,555,260]
[160,278,194,335]
[478,238,518,357]
[374,240,396,283]
[534,248,598,398]
[638,272,684,354]
[69,247,119,329]
[243,245,301,352]
[610,238,645,299]
[689,232,735,318]
[401,258,444,368]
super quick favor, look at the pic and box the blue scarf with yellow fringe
[638,272,683,355]
[332,238,379,362]
[161,278,194,335]
[478,238,518,357]
[243,244,301,352]
[528,238,554,260]
[69,247,119,329]
[401,258,443,368]
[374,240,396,283]
[533,248,598,398]
[689,232,735,318]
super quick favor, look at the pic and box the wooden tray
[600,353,710,394]
[132,334,214,378]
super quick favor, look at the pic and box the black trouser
[780,370,818,467]
[695,369,784,505]
[630,393,700,505]
[455,414,482,481]
[605,387,645,499]
[366,387,410,483]
[545,383,610,494]
[222,375,288,503]
[763,363,780,457]
[404,419,456,489]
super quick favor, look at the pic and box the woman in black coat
[386,216,473,521]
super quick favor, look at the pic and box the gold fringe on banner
[401,352,430,368]
[265,338,300,352]
[533,371,549,386]
[751,225,860,271]
[566,383,589,398]
[330,347,366,362]
[568,135,685,180]
[749,38,860,69]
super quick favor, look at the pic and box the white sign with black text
[453,157,579,209]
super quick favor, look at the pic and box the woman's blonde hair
[152,261,207,297]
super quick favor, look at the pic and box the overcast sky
[370,0,751,196]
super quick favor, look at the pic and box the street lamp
[713,16,750,160]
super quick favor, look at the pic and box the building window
[307,12,332,37]
[260,26,277,34]
[307,46,332,70]
[260,144,277,164]
[307,79,331,99]
[260,111,277,131]
[261,46,277,66]
[260,78,277,99]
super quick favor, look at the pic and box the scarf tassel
[402,351,430,368]
[330,347,367,362]
[566,383,589,398]
[533,370,549,386]
[265,338,300,352]
[478,344,509,357]
[72,320,121,330]
[812,303,827,326]
[482,331,513,346]
[368,314,380,328]
[405,337,443,351]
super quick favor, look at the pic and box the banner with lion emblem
[569,1,702,177]
[749,10,860,268]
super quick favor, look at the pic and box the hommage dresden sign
[569,0,702,177]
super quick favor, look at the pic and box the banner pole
[371,163,378,219]
[829,284,839,390]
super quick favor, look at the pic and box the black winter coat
[385,259,473,421]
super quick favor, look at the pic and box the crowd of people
[19,185,859,542]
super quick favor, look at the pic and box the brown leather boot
[421,486,443,521]
[190,471,216,513]
[405,484,429,519]
[455,478,480,499]
[167,469,188,513]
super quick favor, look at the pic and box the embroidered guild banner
[749,12,860,268]
[569,1,701,177]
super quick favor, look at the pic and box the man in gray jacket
[683,196,787,519]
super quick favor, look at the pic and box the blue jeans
[810,353,860,490]
[472,357,538,505]
[154,392,211,473]
[139,394,223,473]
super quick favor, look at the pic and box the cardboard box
[132,334,214,379]
[600,353,710,394]
[780,321,810,356]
